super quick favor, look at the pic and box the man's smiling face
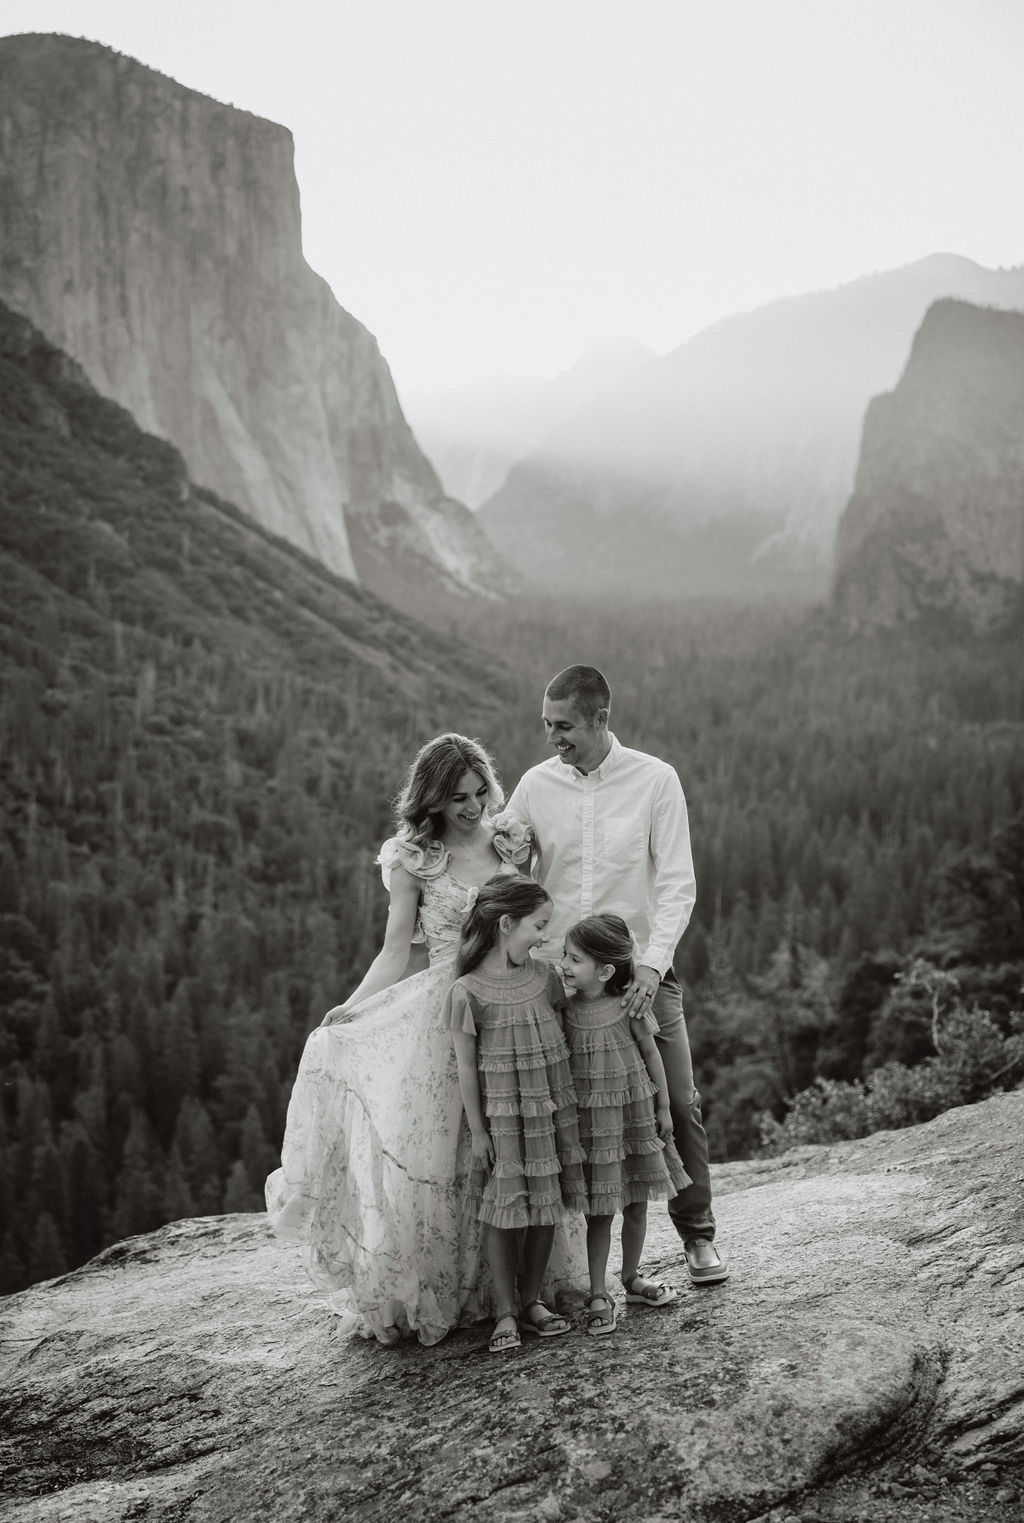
[542,695,609,775]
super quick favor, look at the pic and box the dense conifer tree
[2,299,1022,1289]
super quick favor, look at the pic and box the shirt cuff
[639,946,673,980]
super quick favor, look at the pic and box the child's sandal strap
[520,1299,570,1338]
[584,1294,617,1335]
[489,1315,521,1353]
[622,1273,677,1307]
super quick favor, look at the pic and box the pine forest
[2,302,1023,1296]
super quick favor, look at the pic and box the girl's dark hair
[456,875,552,977]
[395,733,503,850]
[564,913,635,996]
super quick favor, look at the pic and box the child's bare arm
[451,1030,495,1165]
[634,1027,674,1141]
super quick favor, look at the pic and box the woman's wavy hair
[394,733,503,849]
[456,875,552,977]
[564,913,635,996]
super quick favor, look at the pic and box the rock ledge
[2,1093,1022,1521]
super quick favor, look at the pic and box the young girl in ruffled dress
[445,877,588,1353]
[560,913,691,1335]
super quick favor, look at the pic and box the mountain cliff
[0,32,516,618]
[477,255,1024,600]
[833,301,1024,633]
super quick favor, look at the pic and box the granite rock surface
[2,1093,1022,1521]
[833,300,1024,633]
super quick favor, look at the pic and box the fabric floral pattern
[376,835,450,946]
[266,838,584,1344]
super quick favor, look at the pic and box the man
[504,664,727,1284]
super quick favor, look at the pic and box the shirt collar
[571,731,621,781]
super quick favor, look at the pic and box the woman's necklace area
[445,826,499,886]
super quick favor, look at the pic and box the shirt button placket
[581,777,595,915]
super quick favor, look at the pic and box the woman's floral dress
[266,822,582,1343]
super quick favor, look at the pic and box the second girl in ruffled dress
[560,913,691,1335]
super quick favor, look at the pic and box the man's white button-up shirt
[503,734,697,977]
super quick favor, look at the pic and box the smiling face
[501,901,553,966]
[542,694,610,775]
[439,769,489,839]
[560,936,612,999]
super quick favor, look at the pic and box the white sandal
[623,1273,677,1307]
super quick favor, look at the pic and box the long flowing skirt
[266,963,486,1345]
[266,964,587,1344]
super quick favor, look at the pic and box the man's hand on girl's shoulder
[621,964,660,1019]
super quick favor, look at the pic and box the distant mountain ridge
[0,32,515,618]
[478,255,1024,599]
[404,339,658,509]
[833,300,1024,633]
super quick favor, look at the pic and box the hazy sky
[2,0,1023,404]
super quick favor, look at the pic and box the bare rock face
[2,1092,1022,1522]
[0,33,515,616]
[833,301,1024,633]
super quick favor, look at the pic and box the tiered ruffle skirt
[565,997,690,1215]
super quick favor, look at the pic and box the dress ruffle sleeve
[544,963,568,1017]
[443,980,478,1036]
[629,1010,660,1039]
[489,813,535,867]
[376,835,449,888]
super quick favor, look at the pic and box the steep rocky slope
[2,1092,1022,1521]
[0,32,515,619]
[0,296,498,710]
[833,300,1024,633]
[478,255,1024,600]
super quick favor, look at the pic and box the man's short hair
[545,665,611,722]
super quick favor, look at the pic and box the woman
[266,733,535,1345]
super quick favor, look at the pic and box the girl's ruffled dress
[266,828,585,1345]
[444,963,587,1227]
[562,993,691,1213]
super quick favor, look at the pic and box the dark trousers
[651,969,716,1244]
